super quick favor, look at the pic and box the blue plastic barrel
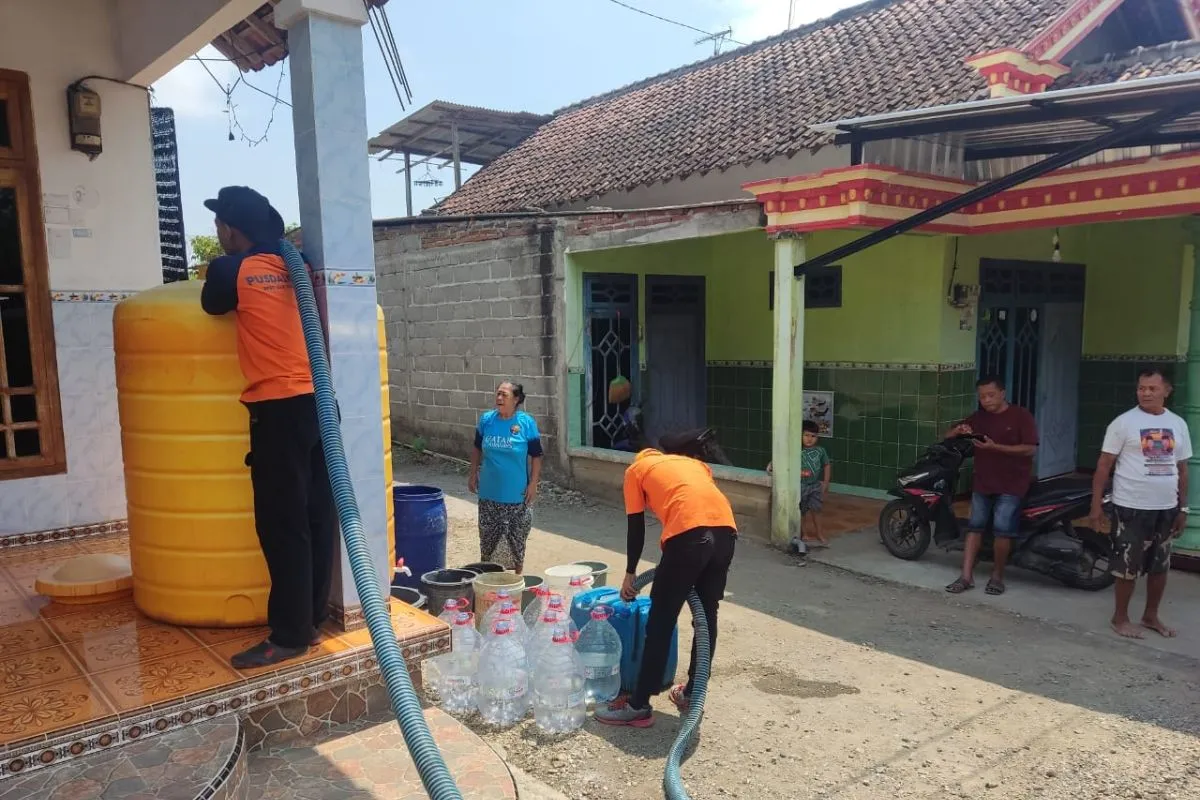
[392,484,448,589]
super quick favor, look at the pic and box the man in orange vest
[200,186,335,670]
[595,432,738,727]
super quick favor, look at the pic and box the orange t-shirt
[201,248,315,403]
[623,449,737,546]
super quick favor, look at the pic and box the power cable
[191,56,288,146]
[191,57,292,108]
[364,0,413,110]
[600,0,746,46]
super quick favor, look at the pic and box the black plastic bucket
[461,561,505,575]
[389,585,427,609]
[420,568,477,614]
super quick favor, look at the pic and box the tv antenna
[695,27,732,56]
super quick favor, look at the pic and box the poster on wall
[803,391,834,437]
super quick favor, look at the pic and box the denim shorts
[967,492,1022,537]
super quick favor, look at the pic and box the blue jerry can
[570,587,678,694]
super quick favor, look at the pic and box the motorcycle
[878,434,1114,591]
[612,406,734,467]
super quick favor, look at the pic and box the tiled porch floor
[0,532,441,754]
[813,493,885,541]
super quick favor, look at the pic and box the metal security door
[644,276,705,442]
[1035,302,1084,477]
[583,274,638,448]
[977,260,1086,478]
[977,306,1040,413]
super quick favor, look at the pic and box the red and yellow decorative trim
[1025,0,1125,62]
[965,49,1069,98]
[743,151,1200,236]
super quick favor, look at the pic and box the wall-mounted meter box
[67,83,102,158]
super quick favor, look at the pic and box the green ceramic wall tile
[1075,359,1183,468]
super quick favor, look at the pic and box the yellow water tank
[380,305,396,571]
[114,280,395,627]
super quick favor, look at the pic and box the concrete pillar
[1179,217,1200,559]
[277,0,388,629]
[770,235,805,548]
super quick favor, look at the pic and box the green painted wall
[568,231,774,367]
[568,229,954,367]
[950,217,1190,358]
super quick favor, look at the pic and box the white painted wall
[553,146,849,211]
[1,0,163,292]
[0,0,168,534]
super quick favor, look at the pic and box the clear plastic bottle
[476,620,530,728]
[480,589,515,632]
[563,575,590,606]
[440,611,481,716]
[528,608,578,667]
[484,600,528,645]
[575,607,623,704]
[532,627,587,734]
[541,593,571,630]
[437,597,468,624]
[426,598,469,699]
[522,586,550,633]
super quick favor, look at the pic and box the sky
[150,0,863,251]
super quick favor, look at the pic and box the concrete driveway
[811,528,1200,661]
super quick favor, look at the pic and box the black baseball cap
[203,186,285,244]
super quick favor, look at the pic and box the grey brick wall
[376,221,562,472]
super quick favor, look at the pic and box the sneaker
[231,639,307,670]
[668,684,690,713]
[594,697,654,728]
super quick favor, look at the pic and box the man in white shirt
[1089,369,1190,640]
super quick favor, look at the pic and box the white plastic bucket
[544,564,594,593]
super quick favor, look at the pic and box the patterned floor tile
[186,625,271,647]
[0,576,21,602]
[0,599,37,627]
[208,631,352,679]
[89,650,240,713]
[0,532,447,752]
[63,623,205,673]
[42,599,151,641]
[0,678,115,744]
[0,618,58,655]
[0,645,82,696]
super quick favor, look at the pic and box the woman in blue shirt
[468,381,543,574]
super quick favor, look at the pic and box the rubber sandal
[945,577,974,594]
[985,579,1006,596]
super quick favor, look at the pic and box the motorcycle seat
[1023,476,1092,506]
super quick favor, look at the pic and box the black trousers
[632,526,737,708]
[246,394,337,649]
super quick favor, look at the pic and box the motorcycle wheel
[879,499,932,560]
[1059,526,1115,591]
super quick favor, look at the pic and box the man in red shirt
[945,376,1038,596]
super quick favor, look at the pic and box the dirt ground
[395,452,1200,800]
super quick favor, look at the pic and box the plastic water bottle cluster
[424,587,622,734]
